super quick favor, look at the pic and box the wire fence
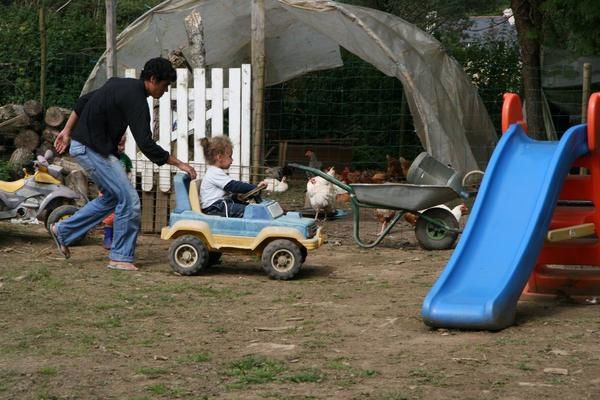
[1,48,596,232]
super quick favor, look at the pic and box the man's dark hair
[140,57,176,83]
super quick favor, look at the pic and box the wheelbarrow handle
[288,163,354,194]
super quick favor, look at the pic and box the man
[51,57,197,271]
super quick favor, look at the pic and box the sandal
[50,223,70,259]
[106,262,138,271]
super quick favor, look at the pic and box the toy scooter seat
[0,179,25,193]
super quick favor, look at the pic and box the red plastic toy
[502,92,600,296]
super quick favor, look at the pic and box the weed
[517,362,534,371]
[286,367,324,383]
[188,351,211,363]
[145,383,168,395]
[93,314,122,329]
[136,367,168,377]
[38,367,58,376]
[377,393,410,400]
[224,355,286,388]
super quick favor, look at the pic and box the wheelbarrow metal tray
[350,183,458,211]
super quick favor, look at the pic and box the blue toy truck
[161,173,325,279]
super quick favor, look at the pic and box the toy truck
[161,173,325,279]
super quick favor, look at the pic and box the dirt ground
[1,206,600,400]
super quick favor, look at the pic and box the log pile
[0,101,88,195]
[0,101,72,171]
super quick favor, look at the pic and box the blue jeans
[202,198,246,218]
[55,140,140,262]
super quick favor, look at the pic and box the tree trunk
[9,147,34,173]
[14,129,40,152]
[23,99,43,120]
[44,106,71,128]
[511,0,545,140]
[42,127,60,143]
[65,170,88,198]
[0,104,31,134]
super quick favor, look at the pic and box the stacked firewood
[0,101,71,173]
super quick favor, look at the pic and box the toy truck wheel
[168,235,209,275]
[261,239,302,280]
[415,207,459,250]
[46,205,85,245]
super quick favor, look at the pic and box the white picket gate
[122,65,252,192]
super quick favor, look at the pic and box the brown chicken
[374,208,397,234]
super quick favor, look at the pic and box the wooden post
[582,63,592,123]
[105,0,117,78]
[251,0,265,183]
[39,1,47,108]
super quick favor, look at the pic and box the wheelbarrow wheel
[261,239,303,280]
[415,207,459,250]
[168,235,209,275]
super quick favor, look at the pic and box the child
[200,135,258,218]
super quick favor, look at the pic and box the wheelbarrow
[289,159,472,250]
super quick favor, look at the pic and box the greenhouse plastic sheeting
[83,0,498,172]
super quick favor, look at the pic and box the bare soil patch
[1,209,600,400]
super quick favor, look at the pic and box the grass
[38,367,58,376]
[136,367,169,377]
[224,355,286,389]
[285,367,324,383]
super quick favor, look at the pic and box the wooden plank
[193,68,207,173]
[229,68,242,180]
[211,68,224,134]
[176,68,189,162]
[141,98,154,192]
[241,64,252,182]
[141,191,156,233]
[546,223,596,242]
[124,69,137,185]
[159,87,172,192]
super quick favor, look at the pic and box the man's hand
[180,163,197,179]
[54,129,71,154]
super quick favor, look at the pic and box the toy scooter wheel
[46,205,86,245]
[415,207,459,250]
[261,239,302,280]
[168,235,209,275]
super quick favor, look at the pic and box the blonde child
[200,135,259,218]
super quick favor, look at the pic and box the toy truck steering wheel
[238,182,267,202]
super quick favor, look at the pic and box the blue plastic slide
[421,123,589,330]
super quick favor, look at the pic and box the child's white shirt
[200,165,233,209]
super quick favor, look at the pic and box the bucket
[406,152,466,197]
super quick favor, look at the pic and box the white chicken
[306,167,337,220]
[259,176,289,193]
[403,203,468,226]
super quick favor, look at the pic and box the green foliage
[224,355,286,388]
[541,0,600,55]
[0,0,162,107]
[0,160,12,181]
